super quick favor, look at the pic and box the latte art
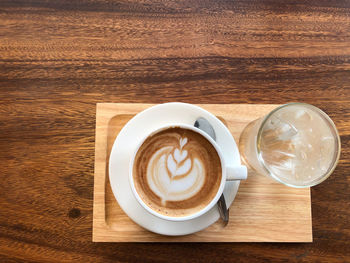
[133,127,222,218]
[147,136,205,205]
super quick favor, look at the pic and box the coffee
[133,127,222,218]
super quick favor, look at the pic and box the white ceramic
[129,123,247,221]
[109,102,244,235]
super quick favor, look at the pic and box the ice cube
[266,157,295,173]
[276,120,298,141]
[261,149,296,167]
[262,117,298,144]
[320,136,334,156]
[281,108,313,130]
[267,116,281,129]
[295,109,316,130]
[295,109,313,122]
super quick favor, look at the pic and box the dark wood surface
[0,0,349,262]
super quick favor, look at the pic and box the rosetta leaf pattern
[167,137,191,179]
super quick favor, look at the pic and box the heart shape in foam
[174,148,188,163]
[167,152,192,177]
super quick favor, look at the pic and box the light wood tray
[93,103,312,242]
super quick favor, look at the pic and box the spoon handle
[194,117,229,226]
[217,194,229,226]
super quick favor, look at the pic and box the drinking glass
[239,103,341,187]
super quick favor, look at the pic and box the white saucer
[109,102,241,236]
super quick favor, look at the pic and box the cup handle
[226,165,248,181]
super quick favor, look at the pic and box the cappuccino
[133,127,222,218]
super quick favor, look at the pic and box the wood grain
[93,103,312,242]
[0,0,350,261]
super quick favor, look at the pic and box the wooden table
[0,0,349,262]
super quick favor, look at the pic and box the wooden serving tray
[93,103,312,242]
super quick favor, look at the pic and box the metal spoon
[194,117,229,226]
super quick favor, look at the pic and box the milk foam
[146,137,205,205]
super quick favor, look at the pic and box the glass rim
[256,102,341,188]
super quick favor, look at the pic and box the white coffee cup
[129,123,247,221]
